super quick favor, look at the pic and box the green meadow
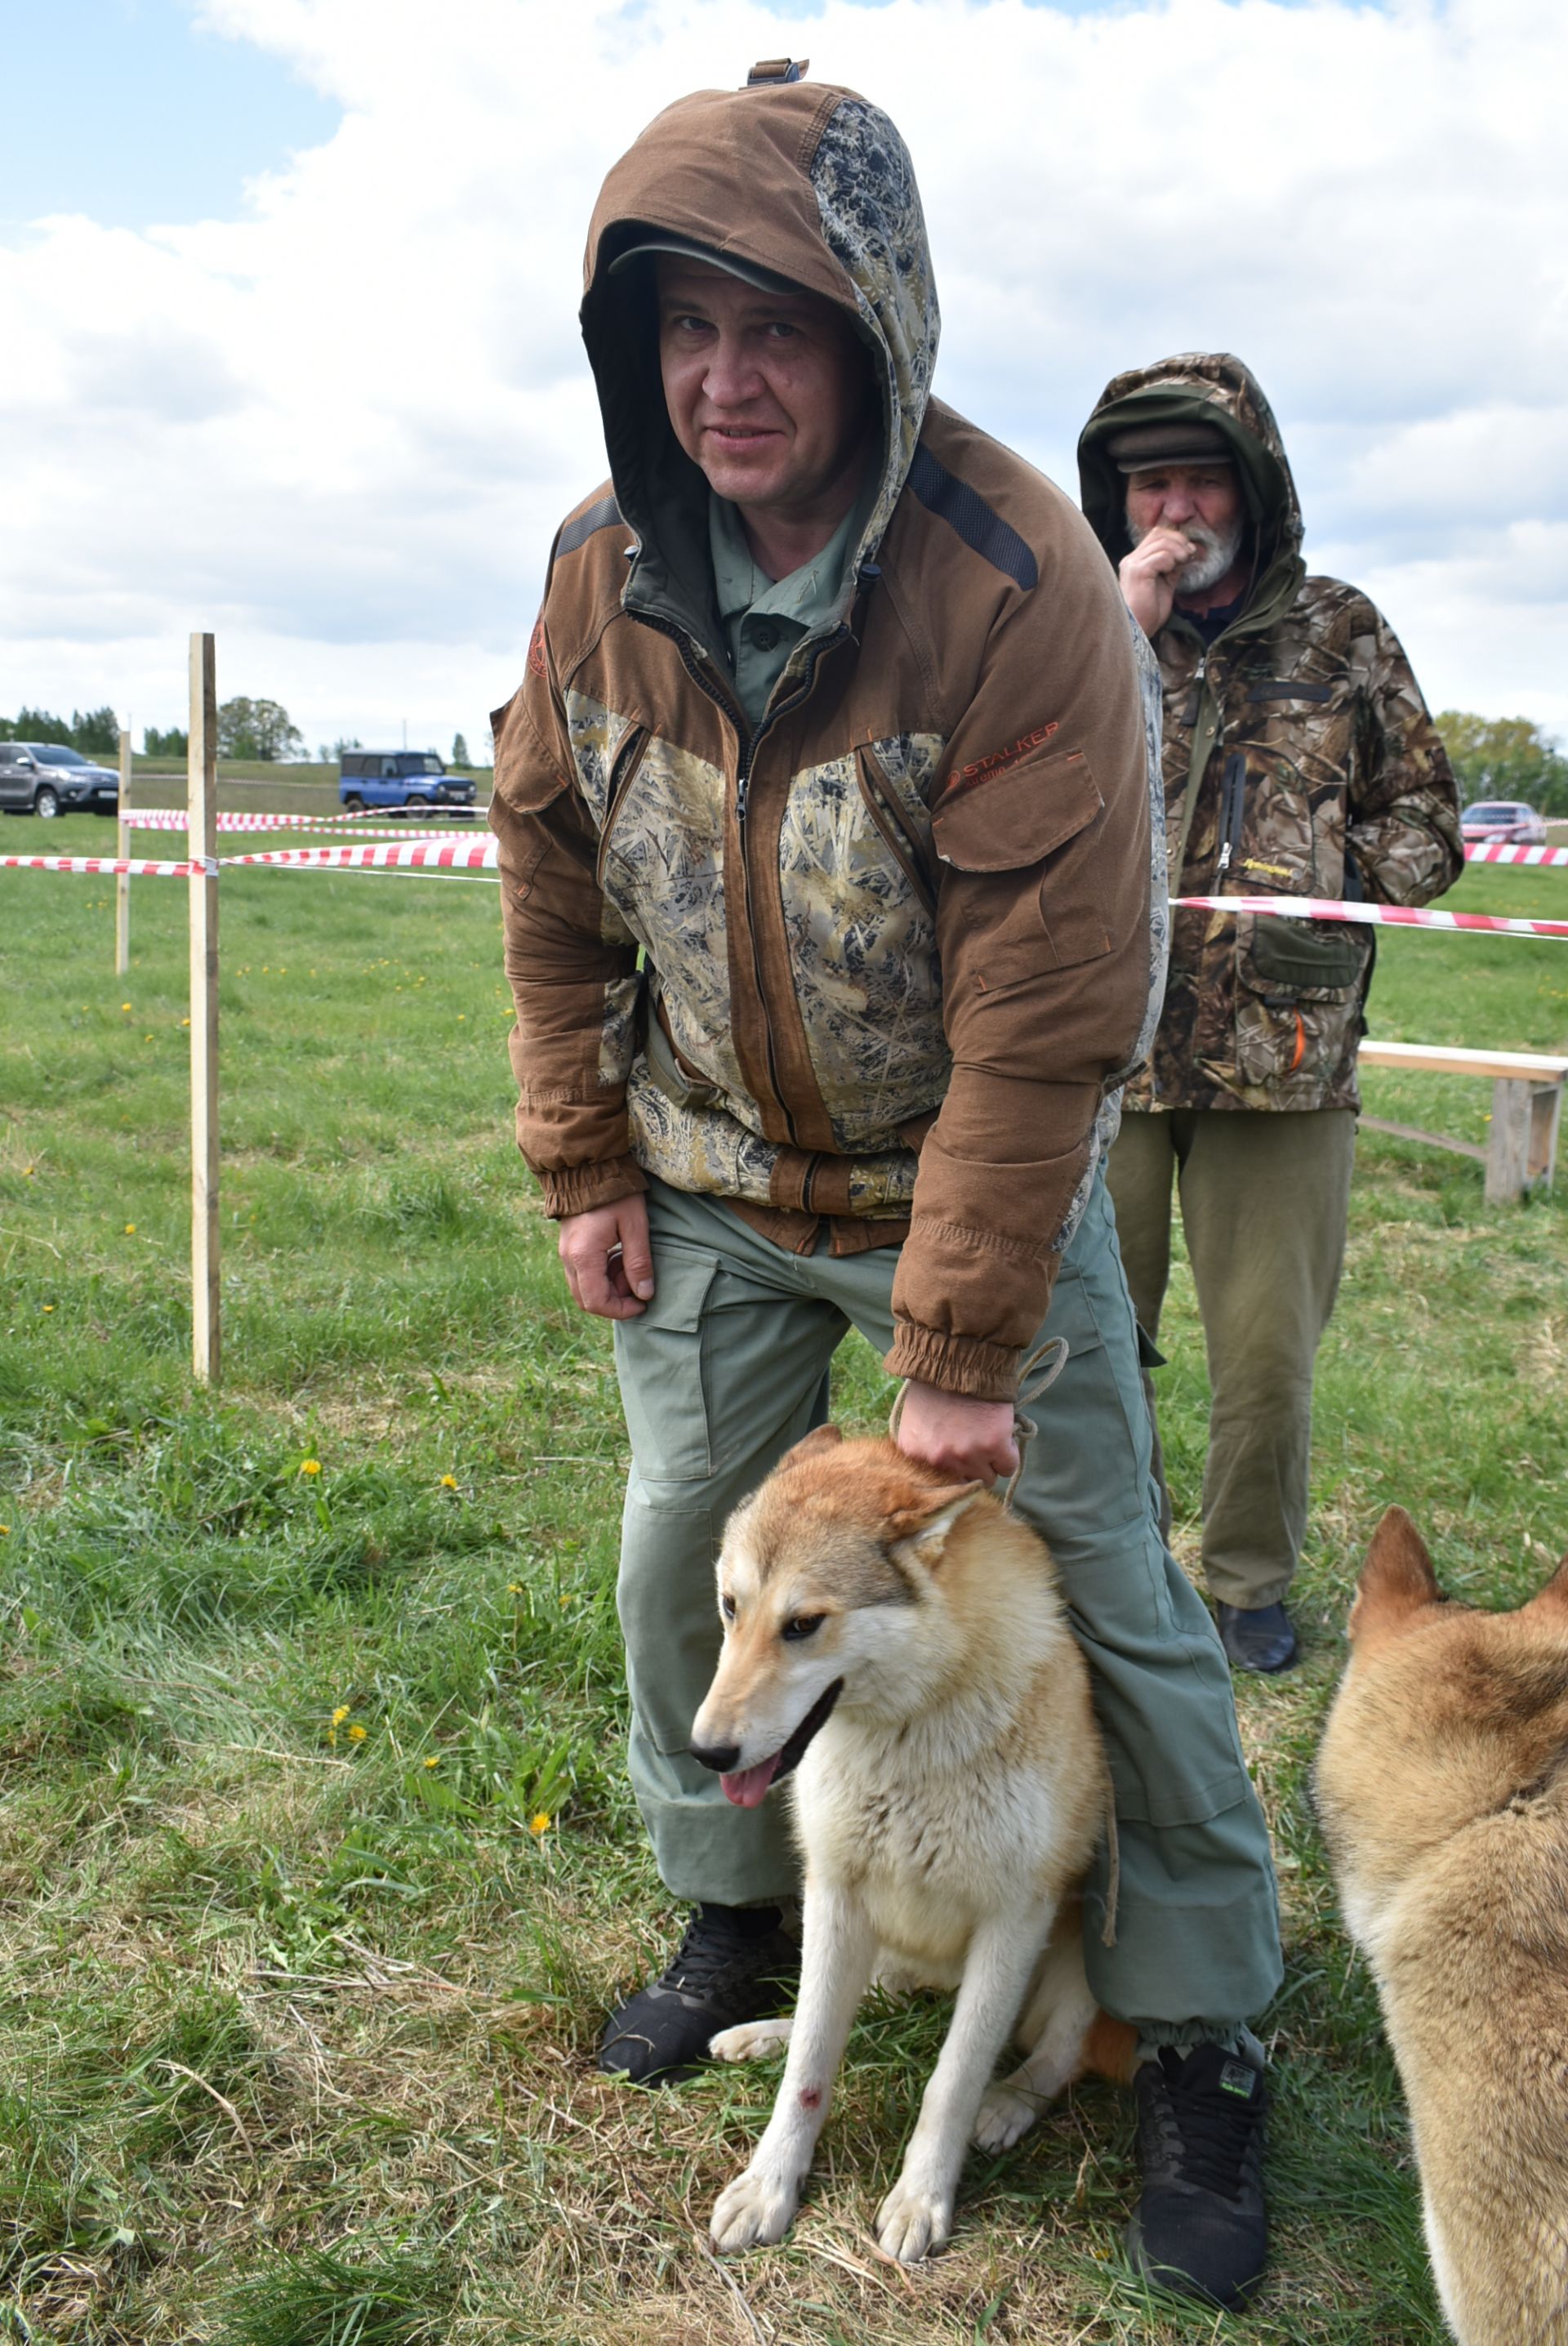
[2,818,1566,2344]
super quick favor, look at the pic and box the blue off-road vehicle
[338,751,476,815]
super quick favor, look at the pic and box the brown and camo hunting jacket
[490,74,1165,1401]
[1079,354,1463,1113]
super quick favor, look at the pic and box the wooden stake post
[115,727,131,975]
[188,636,220,1384]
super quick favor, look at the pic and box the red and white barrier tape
[0,853,217,877]
[219,836,499,872]
[7,852,1566,938]
[126,807,475,838]
[1174,893,1568,940]
[1463,842,1568,868]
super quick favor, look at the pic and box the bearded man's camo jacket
[1079,353,1463,1113]
[490,73,1162,1402]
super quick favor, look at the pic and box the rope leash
[884,1333,1071,1508]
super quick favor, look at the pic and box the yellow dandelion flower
[559,1593,570,1607]
[42,1305,54,1313]
[508,1581,523,1594]
[423,1755,440,1769]
[332,1705,350,1726]
[348,1724,367,1743]
[529,1812,551,1837]
[124,1224,136,1235]
[0,1526,9,1537]
[300,1458,322,1476]
[439,1474,457,1489]
[120,1001,131,1011]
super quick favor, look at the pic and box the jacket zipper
[1215,750,1248,881]
[731,628,851,1144]
[734,626,849,821]
[1182,653,1209,729]
[595,724,649,886]
[855,745,937,919]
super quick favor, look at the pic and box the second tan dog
[688,1426,1134,2263]
[1315,1505,1568,2345]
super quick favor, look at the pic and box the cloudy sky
[4,0,1564,757]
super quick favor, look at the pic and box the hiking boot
[1216,1601,1299,1675]
[1125,2040,1268,2308]
[598,1903,798,2084]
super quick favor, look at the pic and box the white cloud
[3,0,1566,749]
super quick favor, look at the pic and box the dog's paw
[875,2174,954,2263]
[972,2082,1042,2152]
[710,2168,799,2254]
[708,2016,794,2063]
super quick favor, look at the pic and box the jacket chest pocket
[932,745,1114,983]
[1215,747,1317,894]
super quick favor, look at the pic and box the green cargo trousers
[1107,1108,1356,1612]
[611,1168,1282,2035]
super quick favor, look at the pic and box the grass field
[2,821,1566,2344]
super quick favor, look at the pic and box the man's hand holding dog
[897,1381,1019,1487]
[558,1197,656,1318]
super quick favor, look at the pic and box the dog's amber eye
[720,1593,737,1621]
[782,1613,824,1642]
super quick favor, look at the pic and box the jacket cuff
[884,1318,1049,1405]
[534,1157,648,1220]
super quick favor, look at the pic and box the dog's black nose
[689,1739,741,1773]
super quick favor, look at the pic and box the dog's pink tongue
[720,1755,782,1809]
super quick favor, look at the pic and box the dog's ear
[887,1483,985,1569]
[1524,1550,1568,1617]
[777,1424,844,1470]
[1349,1505,1442,1643]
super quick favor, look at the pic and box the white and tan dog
[689,1426,1134,2263]
[1316,1506,1568,2346]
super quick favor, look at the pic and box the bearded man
[1078,355,1463,1674]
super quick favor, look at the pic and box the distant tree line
[2,706,121,756]
[1438,713,1568,818]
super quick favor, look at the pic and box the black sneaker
[1125,2040,1268,2308]
[598,1903,798,2084]
[1216,1601,1299,1675]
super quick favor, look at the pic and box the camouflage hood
[580,71,939,640]
[1076,352,1306,635]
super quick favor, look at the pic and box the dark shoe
[1216,1601,1298,1674]
[598,1903,798,2084]
[1125,2040,1268,2309]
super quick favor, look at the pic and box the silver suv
[0,742,120,818]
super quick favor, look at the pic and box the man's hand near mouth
[1119,524,1198,635]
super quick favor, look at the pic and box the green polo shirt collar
[708,490,866,729]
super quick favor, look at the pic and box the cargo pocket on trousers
[617,1492,720,1757]
[612,1246,721,1482]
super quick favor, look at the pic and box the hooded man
[1078,356,1463,1675]
[492,74,1282,2304]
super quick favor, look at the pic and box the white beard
[1128,511,1245,595]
